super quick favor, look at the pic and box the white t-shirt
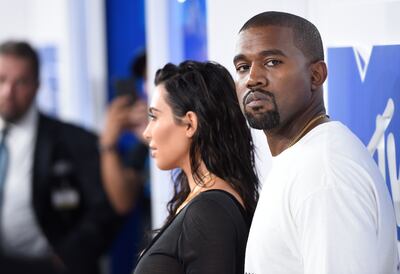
[245,121,399,274]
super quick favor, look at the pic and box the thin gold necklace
[175,183,204,214]
[176,172,216,214]
[287,114,328,148]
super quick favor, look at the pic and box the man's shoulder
[294,121,369,165]
[38,113,97,140]
[312,121,365,151]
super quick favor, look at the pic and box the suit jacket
[1,114,121,274]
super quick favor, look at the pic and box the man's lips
[244,90,271,107]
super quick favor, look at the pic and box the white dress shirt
[0,105,52,257]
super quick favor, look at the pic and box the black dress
[133,190,250,274]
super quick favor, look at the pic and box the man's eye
[16,79,27,86]
[265,60,282,67]
[14,78,33,87]
[236,64,250,73]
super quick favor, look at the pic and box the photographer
[100,95,148,215]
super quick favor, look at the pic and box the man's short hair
[0,40,40,81]
[240,11,324,62]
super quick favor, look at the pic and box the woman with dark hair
[134,61,259,274]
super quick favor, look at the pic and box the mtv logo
[328,45,400,241]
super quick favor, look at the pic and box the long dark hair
[155,61,259,223]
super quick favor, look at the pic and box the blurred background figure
[101,51,149,215]
[0,41,121,274]
[100,51,151,273]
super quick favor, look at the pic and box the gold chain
[186,184,202,201]
[287,114,328,148]
[176,174,213,214]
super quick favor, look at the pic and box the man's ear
[182,111,198,138]
[310,60,327,91]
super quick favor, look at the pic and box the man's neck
[265,104,327,156]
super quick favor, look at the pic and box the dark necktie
[0,126,9,205]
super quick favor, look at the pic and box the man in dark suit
[0,41,121,274]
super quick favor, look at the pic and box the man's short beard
[242,89,280,130]
[245,110,280,130]
[0,109,26,124]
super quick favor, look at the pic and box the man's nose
[0,81,15,98]
[246,64,267,89]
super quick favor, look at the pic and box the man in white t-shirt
[233,11,399,274]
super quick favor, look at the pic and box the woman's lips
[149,147,157,157]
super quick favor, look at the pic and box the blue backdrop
[168,0,208,63]
[105,1,146,274]
[328,45,400,239]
